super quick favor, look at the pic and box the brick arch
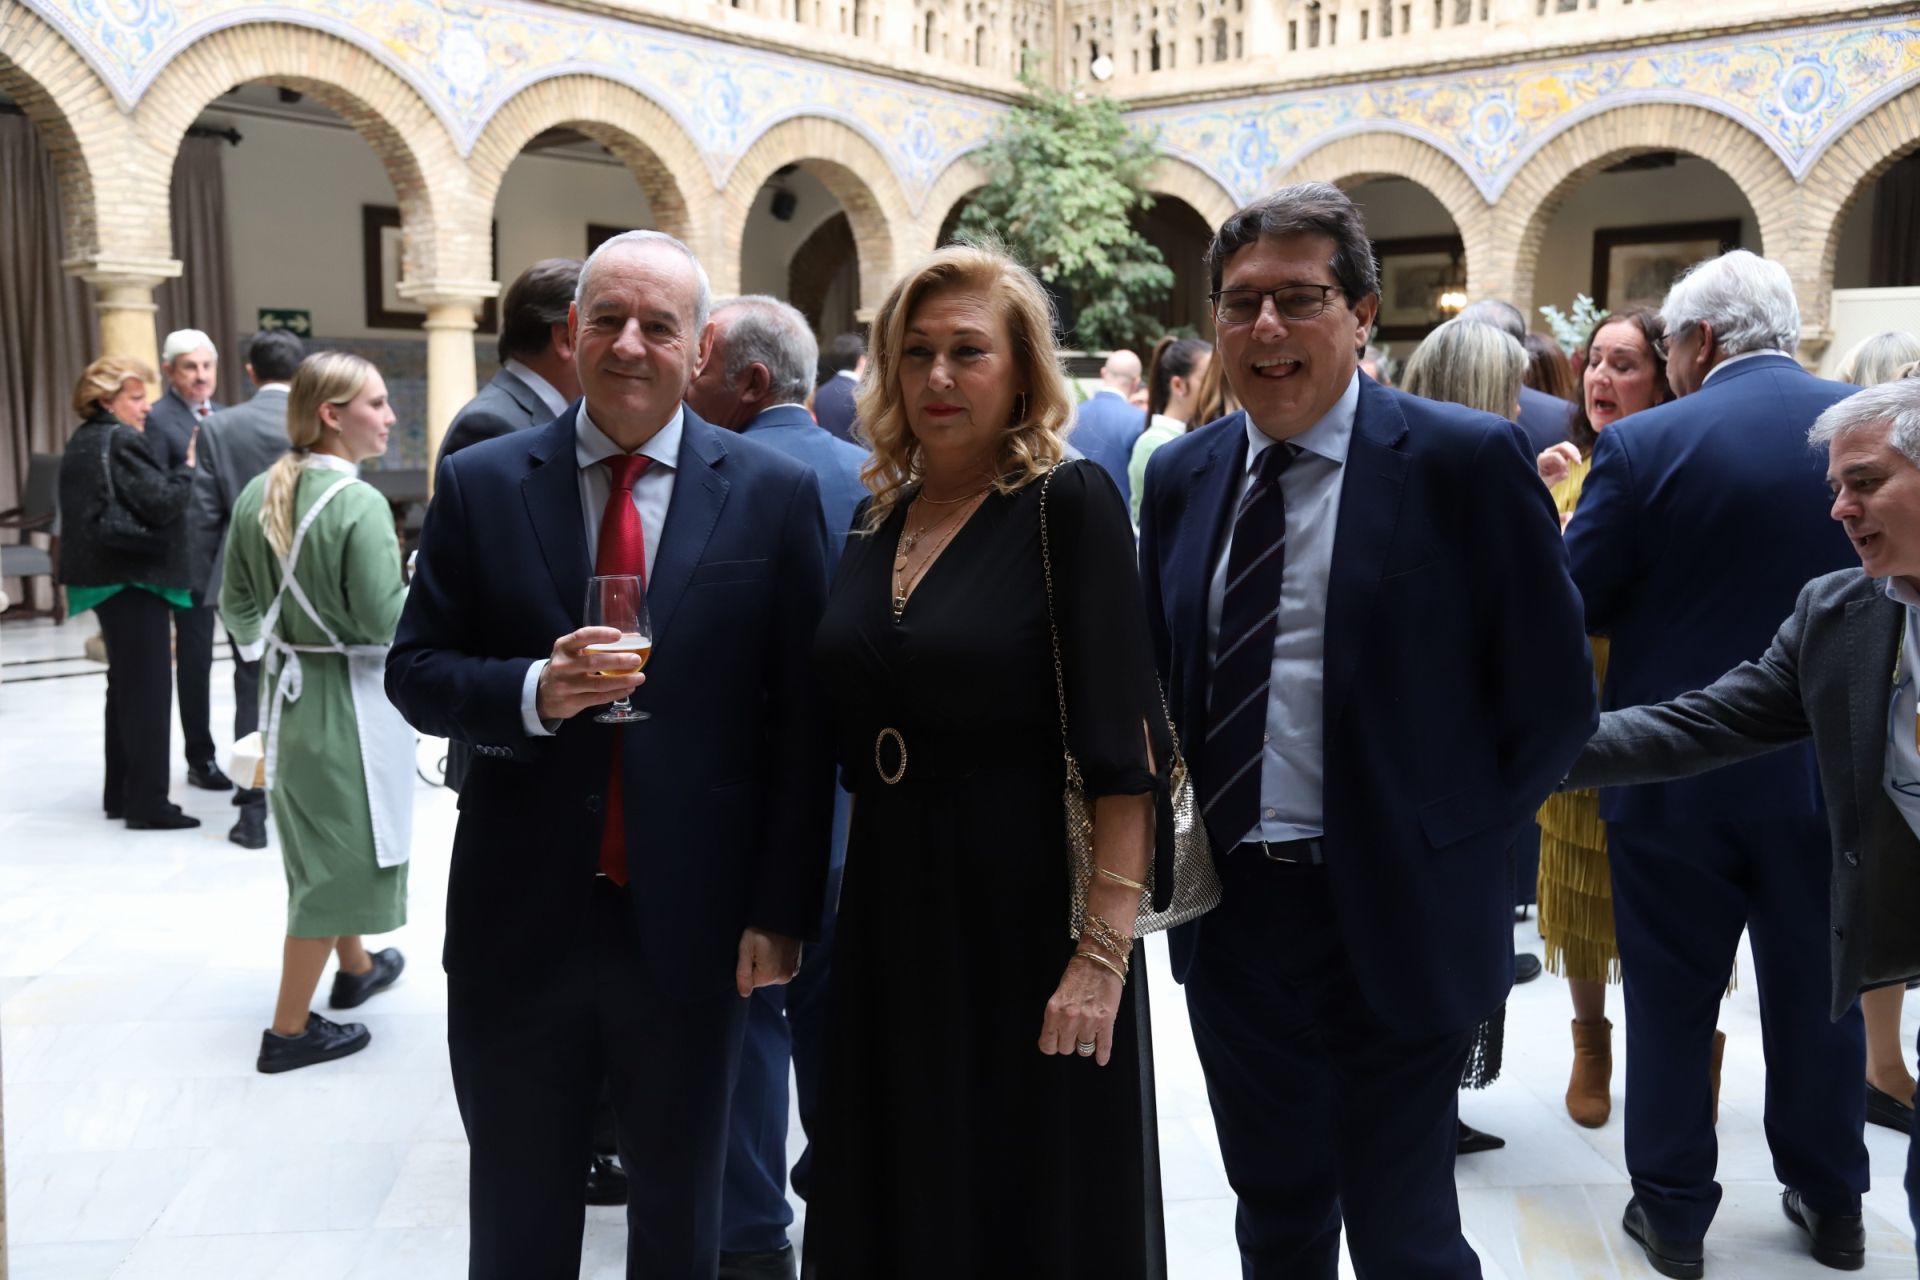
[469,75,708,257]
[126,23,475,282]
[719,116,908,318]
[1491,103,1793,314]
[0,3,119,261]
[1285,131,1491,296]
[1144,155,1238,230]
[1798,83,1920,348]
[922,154,989,250]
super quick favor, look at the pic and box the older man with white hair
[148,327,231,791]
[1568,379,1920,1271]
[1564,248,1867,1278]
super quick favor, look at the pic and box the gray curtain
[155,135,240,406]
[0,113,95,609]
[1869,152,1920,289]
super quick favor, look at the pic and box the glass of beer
[584,574,652,723]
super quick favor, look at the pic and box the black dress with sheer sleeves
[803,460,1170,1279]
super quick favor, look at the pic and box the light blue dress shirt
[1203,371,1359,844]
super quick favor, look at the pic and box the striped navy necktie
[1202,440,1301,852]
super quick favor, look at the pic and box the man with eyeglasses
[1565,380,1920,1274]
[1137,182,1595,1278]
[1561,249,1866,1279]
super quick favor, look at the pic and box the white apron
[258,472,414,869]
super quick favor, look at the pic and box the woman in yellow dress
[1535,308,1671,1126]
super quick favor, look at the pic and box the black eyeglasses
[1210,284,1340,327]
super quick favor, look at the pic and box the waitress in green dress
[220,351,414,1074]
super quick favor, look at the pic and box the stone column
[69,258,184,375]
[397,281,498,480]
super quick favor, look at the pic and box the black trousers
[449,879,747,1279]
[1186,855,1481,1280]
[173,601,216,768]
[97,589,176,822]
[228,632,261,740]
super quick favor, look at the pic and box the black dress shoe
[257,1013,370,1073]
[1782,1189,1866,1271]
[1457,1120,1506,1154]
[126,806,200,830]
[233,785,264,808]
[1867,1081,1914,1134]
[228,804,268,850]
[1514,953,1543,984]
[719,1244,797,1280]
[329,948,404,1010]
[1623,1197,1704,1279]
[584,1152,628,1206]
[187,761,234,791]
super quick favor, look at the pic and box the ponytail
[260,351,377,558]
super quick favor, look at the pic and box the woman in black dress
[805,244,1171,1277]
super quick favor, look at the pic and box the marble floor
[2,613,1916,1279]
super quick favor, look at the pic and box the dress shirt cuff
[234,636,267,664]
[520,659,560,737]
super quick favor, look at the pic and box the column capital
[64,256,183,294]
[396,278,500,320]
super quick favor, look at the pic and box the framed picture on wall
[1371,236,1466,341]
[587,224,626,255]
[1591,220,1742,312]
[362,205,498,334]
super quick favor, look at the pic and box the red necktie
[196,404,211,419]
[596,454,651,885]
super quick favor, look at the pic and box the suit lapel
[1323,378,1410,735]
[1847,593,1901,826]
[496,368,548,424]
[1173,418,1246,732]
[646,410,730,646]
[520,407,592,621]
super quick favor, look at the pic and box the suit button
[1833,926,1845,939]
[1844,850,1860,867]
[585,794,602,814]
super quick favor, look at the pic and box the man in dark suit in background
[437,257,583,468]
[147,327,231,792]
[811,331,864,443]
[1564,249,1866,1279]
[1460,298,1573,454]
[1566,380,1920,1273]
[189,328,305,848]
[388,231,834,1280]
[1139,183,1595,1278]
[1065,348,1145,510]
[686,294,863,1280]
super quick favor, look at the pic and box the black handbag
[95,427,168,556]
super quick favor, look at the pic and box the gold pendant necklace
[892,491,984,622]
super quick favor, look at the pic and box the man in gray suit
[1567,379,1920,1275]
[190,328,306,849]
[436,257,583,467]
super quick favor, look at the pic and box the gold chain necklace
[892,491,987,622]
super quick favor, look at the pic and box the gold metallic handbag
[1039,468,1222,940]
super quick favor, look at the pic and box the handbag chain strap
[1036,467,1081,786]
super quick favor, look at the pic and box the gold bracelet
[1096,866,1149,893]
[1073,949,1128,982]
[1082,912,1135,962]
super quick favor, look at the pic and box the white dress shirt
[1882,577,1920,844]
[1203,371,1359,844]
[519,402,684,736]
[503,358,570,420]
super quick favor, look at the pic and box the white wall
[220,112,654,341]
[738,167,844,297]
[1819,287,1920,377]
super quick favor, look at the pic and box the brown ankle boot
[1710,1029,1727,1124]
[1567,1019,1613,1127]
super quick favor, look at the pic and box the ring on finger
[1075,1039,1096,1057]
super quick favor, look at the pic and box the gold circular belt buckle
[875,727,907,785]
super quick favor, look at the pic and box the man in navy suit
[388,231,834,1280]
[812,332,865,443]
[1139,183,1595,1278]
[685,295,863,1280]
[1066,348,1145,508]
[1565,249,1867,1278]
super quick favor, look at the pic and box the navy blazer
[739,403,867,565]
[1068,390,1146,511]
[813,373,860,444]
[387,405,836,998]
[1565,353,1856,825]
[1139,376,1596,1036]
[1516,385,1574,455]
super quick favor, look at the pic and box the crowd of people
[44,177,1920,1280]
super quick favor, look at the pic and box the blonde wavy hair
[1400,317,1527,420]
[260,351,377,558]
[856,243,1073,530]
[72,355,156,419]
